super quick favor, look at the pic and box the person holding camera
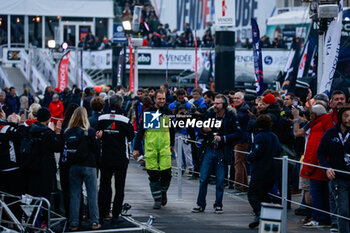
[192,94,242,214]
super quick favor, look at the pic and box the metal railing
[174,137,350,233]
[0,191,67,232]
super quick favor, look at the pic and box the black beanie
[37,107,51,122]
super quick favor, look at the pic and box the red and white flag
[58,51,70,92]
[128,37,134,92]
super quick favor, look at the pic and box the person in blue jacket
[318,105,350,233]
[168,88,192,114]
[246,114,281,229]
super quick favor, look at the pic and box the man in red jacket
[49,94,64,124]
[301,104,330,228]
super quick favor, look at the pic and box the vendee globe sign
[215,0,235,27]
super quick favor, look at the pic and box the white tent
[0,0,114,18]
[267,9,312,26]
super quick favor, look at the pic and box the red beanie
[262,93,276,104]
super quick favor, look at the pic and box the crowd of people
[77,31,112,51]
[119,0,289,49]
[1,83,350,232]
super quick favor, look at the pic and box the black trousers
[98,163,128,219]
[59,165,70,218]
[248,178,275,215]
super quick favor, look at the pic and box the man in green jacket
[133,90,175,209]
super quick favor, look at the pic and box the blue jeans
[69,165,99,227]
[196,149,226,209]
[333,179,350,233]
[310,179,330,224]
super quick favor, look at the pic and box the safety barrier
[0,191,67,232]
[174,136,350,233]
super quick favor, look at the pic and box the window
[11,15,24,46]
[45,16,59,48]
[0,15,8,45]
[95,18,109,41]
[29,16,42,47]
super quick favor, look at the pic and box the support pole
[281,156,288,233]
[176,137,183,200]
[215,30,235,92]
[134,46,138,93]
[317,32,324,94]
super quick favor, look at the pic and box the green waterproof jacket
[134,105,175,170]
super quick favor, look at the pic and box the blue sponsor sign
[113,23,127,43]
[264,56,273,65]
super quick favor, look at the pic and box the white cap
[312,104,327,116]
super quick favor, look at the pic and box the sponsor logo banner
[58,51,70,92]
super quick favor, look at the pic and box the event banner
[251,18,265,95]
[61,48,289,84]
[215,0,235,27]
[58,51,70,92]
[319,0,343,95]
[150,0,275,38]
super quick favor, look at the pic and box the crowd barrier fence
[174,137,350,233]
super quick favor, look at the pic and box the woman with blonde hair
[64,107,100,230]
[28,103,41,120]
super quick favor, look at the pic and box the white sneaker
[303,220,321,228]
[137,155,145,162]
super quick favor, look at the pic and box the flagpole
[166,47,169,84]
[195,30,198,88]
[80,48,83,91]
[128,36,134,92]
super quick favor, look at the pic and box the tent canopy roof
[267,9,312,25]
[0,0,114,18]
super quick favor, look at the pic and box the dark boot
[149,182,162,209]
[248,216,260,229]
[161,191,167,206]
[153,201,162,209]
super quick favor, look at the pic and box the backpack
[62,128,89,165]
[20,132,43,173]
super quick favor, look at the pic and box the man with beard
[133,90,175,209]
[192,94,242,214]
[323,90,346,231]
[326,90,346,128]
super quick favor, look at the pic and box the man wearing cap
[27,107,62,200]
[300,104,331,228]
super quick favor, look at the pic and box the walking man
[133,90,175,209]
[192,94,242,213]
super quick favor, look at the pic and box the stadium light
[48,40,56,49]
[122,21,132,31]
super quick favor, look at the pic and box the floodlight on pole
[122,21,132,31]
[48,40,56,49]
[62,42,69,50]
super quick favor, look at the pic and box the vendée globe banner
[318,0,343,95]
